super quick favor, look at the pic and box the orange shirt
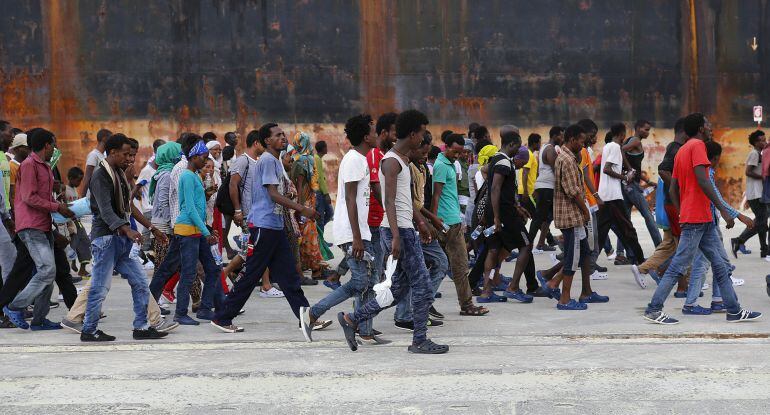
[579,148,597,207]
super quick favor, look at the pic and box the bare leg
[507,244,533,291]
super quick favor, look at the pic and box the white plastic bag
[373,255,397,307]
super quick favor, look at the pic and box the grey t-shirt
[229,153,258,211]
[746,149,763,200]
[86,149,105,167]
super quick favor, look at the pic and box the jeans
[394,238,448,322]
[685,227,730,306]
[82,235,151,334]
[215,227,309,325]
[646,222,740,314]
[736,199,768,254]
[352,228,433,344]
[337,227,384,280]
[8,230,55,310]
[623,182,662,246]
[315,191,334,230]
[177,235,224,317]
[0,224,16,282]
[596,200,645,265]
[311,241,376,335]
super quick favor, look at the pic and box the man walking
[731,130,767,258]
[621,119,661,247]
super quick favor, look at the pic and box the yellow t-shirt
[580,148,597,207]
[0,152,10,210]
[517,149,538,196]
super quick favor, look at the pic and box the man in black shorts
[477,130,534,304]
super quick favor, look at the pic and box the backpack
[215,155,250,215]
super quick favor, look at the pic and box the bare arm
[371,182,383,205]
[491,172,504,230]
[659,170,672,187]
[746,165,763,180]
[344,180,364,259]
[80,165,95,197]
[381,158,402,257]
[694,166,732,224]
[543,146,557,168]
[522,167,530,197]
[582,164,600,204]
[267,184,314,217]
[603,161,625,180]
[669,178,680,211]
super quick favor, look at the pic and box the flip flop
[477,293,508,303]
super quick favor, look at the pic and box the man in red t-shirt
[365,113,397,280]
[643,113,761,325]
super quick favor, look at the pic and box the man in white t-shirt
[595,123,646,272]
[301,114,385,344]
[732,130,767,257]
[80,128,111,197]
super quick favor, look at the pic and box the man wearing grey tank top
[338,110,449,354]
[528,126,564,251]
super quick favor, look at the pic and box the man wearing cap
[8,133,30,209]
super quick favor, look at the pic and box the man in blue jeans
[301,114,386,344]
[622,119,662,247]
[338,110,448,354]
[643,113,761,325]
[81,133,168,341]
[314,140,334,229]
[212,123,318,338]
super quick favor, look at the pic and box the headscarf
[477,144,499,166]
[280,144,296,180]
[514,146,530,163]
[187,140,209,159]
[149,142,181,198]
[206,140,223,182]
[463,138,474,153]
[292,132,314,177]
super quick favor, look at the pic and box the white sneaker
[631,265,647,289]
[159,293,176,305]
[549,253,559,266]
[590,270,608,280]
[765,256,770,262]
[731,277,745,286]
[259,287,285,298]
[531,248,544,255]
[607,251,617,261]
[701,283,710,290]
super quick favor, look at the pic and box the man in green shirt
[314,141,333,229]
[430,133,488,316]
[0,121,14,210]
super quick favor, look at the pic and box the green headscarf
[149,141,182,198]
[292,132,314,177]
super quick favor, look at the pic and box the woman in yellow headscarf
[474,144,498,189]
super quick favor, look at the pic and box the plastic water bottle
[210,245,222,266]
[642,187,654,197]
[482,225,498,238]
[470,225,484,240]
[239,232,249,249]
[346,246,375,263]
[441,222,450,233]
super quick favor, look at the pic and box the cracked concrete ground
[2,213,770,414]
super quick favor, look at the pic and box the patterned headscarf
[292,132,314,177]
[149,142,182,198]
[187,140,209,158]
[477,144,499,166]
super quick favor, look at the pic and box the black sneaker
[537,245,556,252]
[133,327,169,340]
[81,330,116,342]
[394,320,415,331]
[730,238,740,259]
[614,255,631,266]
[427,318,443,327]
[428,306,444,319]
[527,288,551,298]
[594,264,608,273]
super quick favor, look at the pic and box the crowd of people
[0,110,764,353]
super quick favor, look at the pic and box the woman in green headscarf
[149,141,182,271]
[149,141,182,198]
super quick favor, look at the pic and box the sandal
[337,312,358,351]
[477,293,507,303]
[459,305,489,316]
[408,339,449,354]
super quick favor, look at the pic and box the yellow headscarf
[477,144,499,166]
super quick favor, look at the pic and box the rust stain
[359,0,396,117]
[686,0,699,112]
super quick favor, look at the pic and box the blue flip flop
[504,290,534,303]
[557,299,587,310]
[579,291,610,303]
[477,293,508,303]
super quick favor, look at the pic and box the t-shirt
[0,152,10,210]
[229,153,258,211]
[746,148,763,200]
[673,139,712,224]
[486,153,519,223]
[65,185,79,203]
[86,148,105,167]
[580,148,597,207]
[137,163,156,212]
[366,148,384,227]
[247,152,285,230]
[517,149,537,196]
[598,142,623,202]
[658,140,683,204]
[334,149,371,244]
[432,152,463,226]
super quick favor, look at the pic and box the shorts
[561,226,590,276]
[534,188,554,222]
[488,215,530,253]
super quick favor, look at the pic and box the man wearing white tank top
[338,110,449,354]
[528,126,564,251]
[301,114,388,345]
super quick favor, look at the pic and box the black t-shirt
[486,153,518,222]
[657,141,683,204]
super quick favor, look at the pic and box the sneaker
[359,335,392,345]
[408,339,449,354]
[730,238,741,258]
[30,319,62,331]
[49,301,59,309]
[210,320,244,333]
[682,305,712,315]
[738,244,752,255]
[427,318,443,327]
[2,306,29,330]
[643,311,679,325]
[160,307,171,316]
[322,280,342,290]
[710,301,727,313]
[726,309,762,323]
[260,287,285,298]
[133,327,169,340]
[299,306,313,342]
[428,306,445,319]
[394,320,415,331]
[195,309,216,321]
[579,292,609,303]
[527,288,551,298]
[594,264,608,273]
[614,255,631,266]
[174,315,200,326]
[337,312,358,352]
[590,270,608,280]
[531,248,544,255]
[152,318,180,333]
[731,277,745,286]
[70,275,83,284]
[80,329,116,342]
[0,315,16,329]
[631,265,646,289]
[606,250,617,261]
[538,245,556,252]
[312,320,333,331]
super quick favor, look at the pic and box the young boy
[65,167,91,278]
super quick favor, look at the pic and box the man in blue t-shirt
[213,123,318,340]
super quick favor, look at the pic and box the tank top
[534,143,555,190]
[623,137,644,183]
[379,151,414,229]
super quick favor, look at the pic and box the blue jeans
[311,241,376,335]
[351,228,433,344]
[177,235,224,317]
[149,235,181,301]
[83,235,150,334]
[315,191,334,229]
[394,238,447,322]
[9,230,55,310]
[685,227,729,306]
[623,182,662,247]
[337,227,384,280]
[646,222,740,314]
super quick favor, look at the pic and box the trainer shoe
[394,320,415,331]
[299,306,313,342]
[61,318,82,333]
[210,320,244,333]
[174,315,200,326]
[30,319,62,331]
[631,265,646,289]
[427,318,444,327]
[151,318,180,333]
[428,306,445,319]
[80,330,116,342]
[726,309,762,323]
[133,327,169,340]
[643,311,679,325]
